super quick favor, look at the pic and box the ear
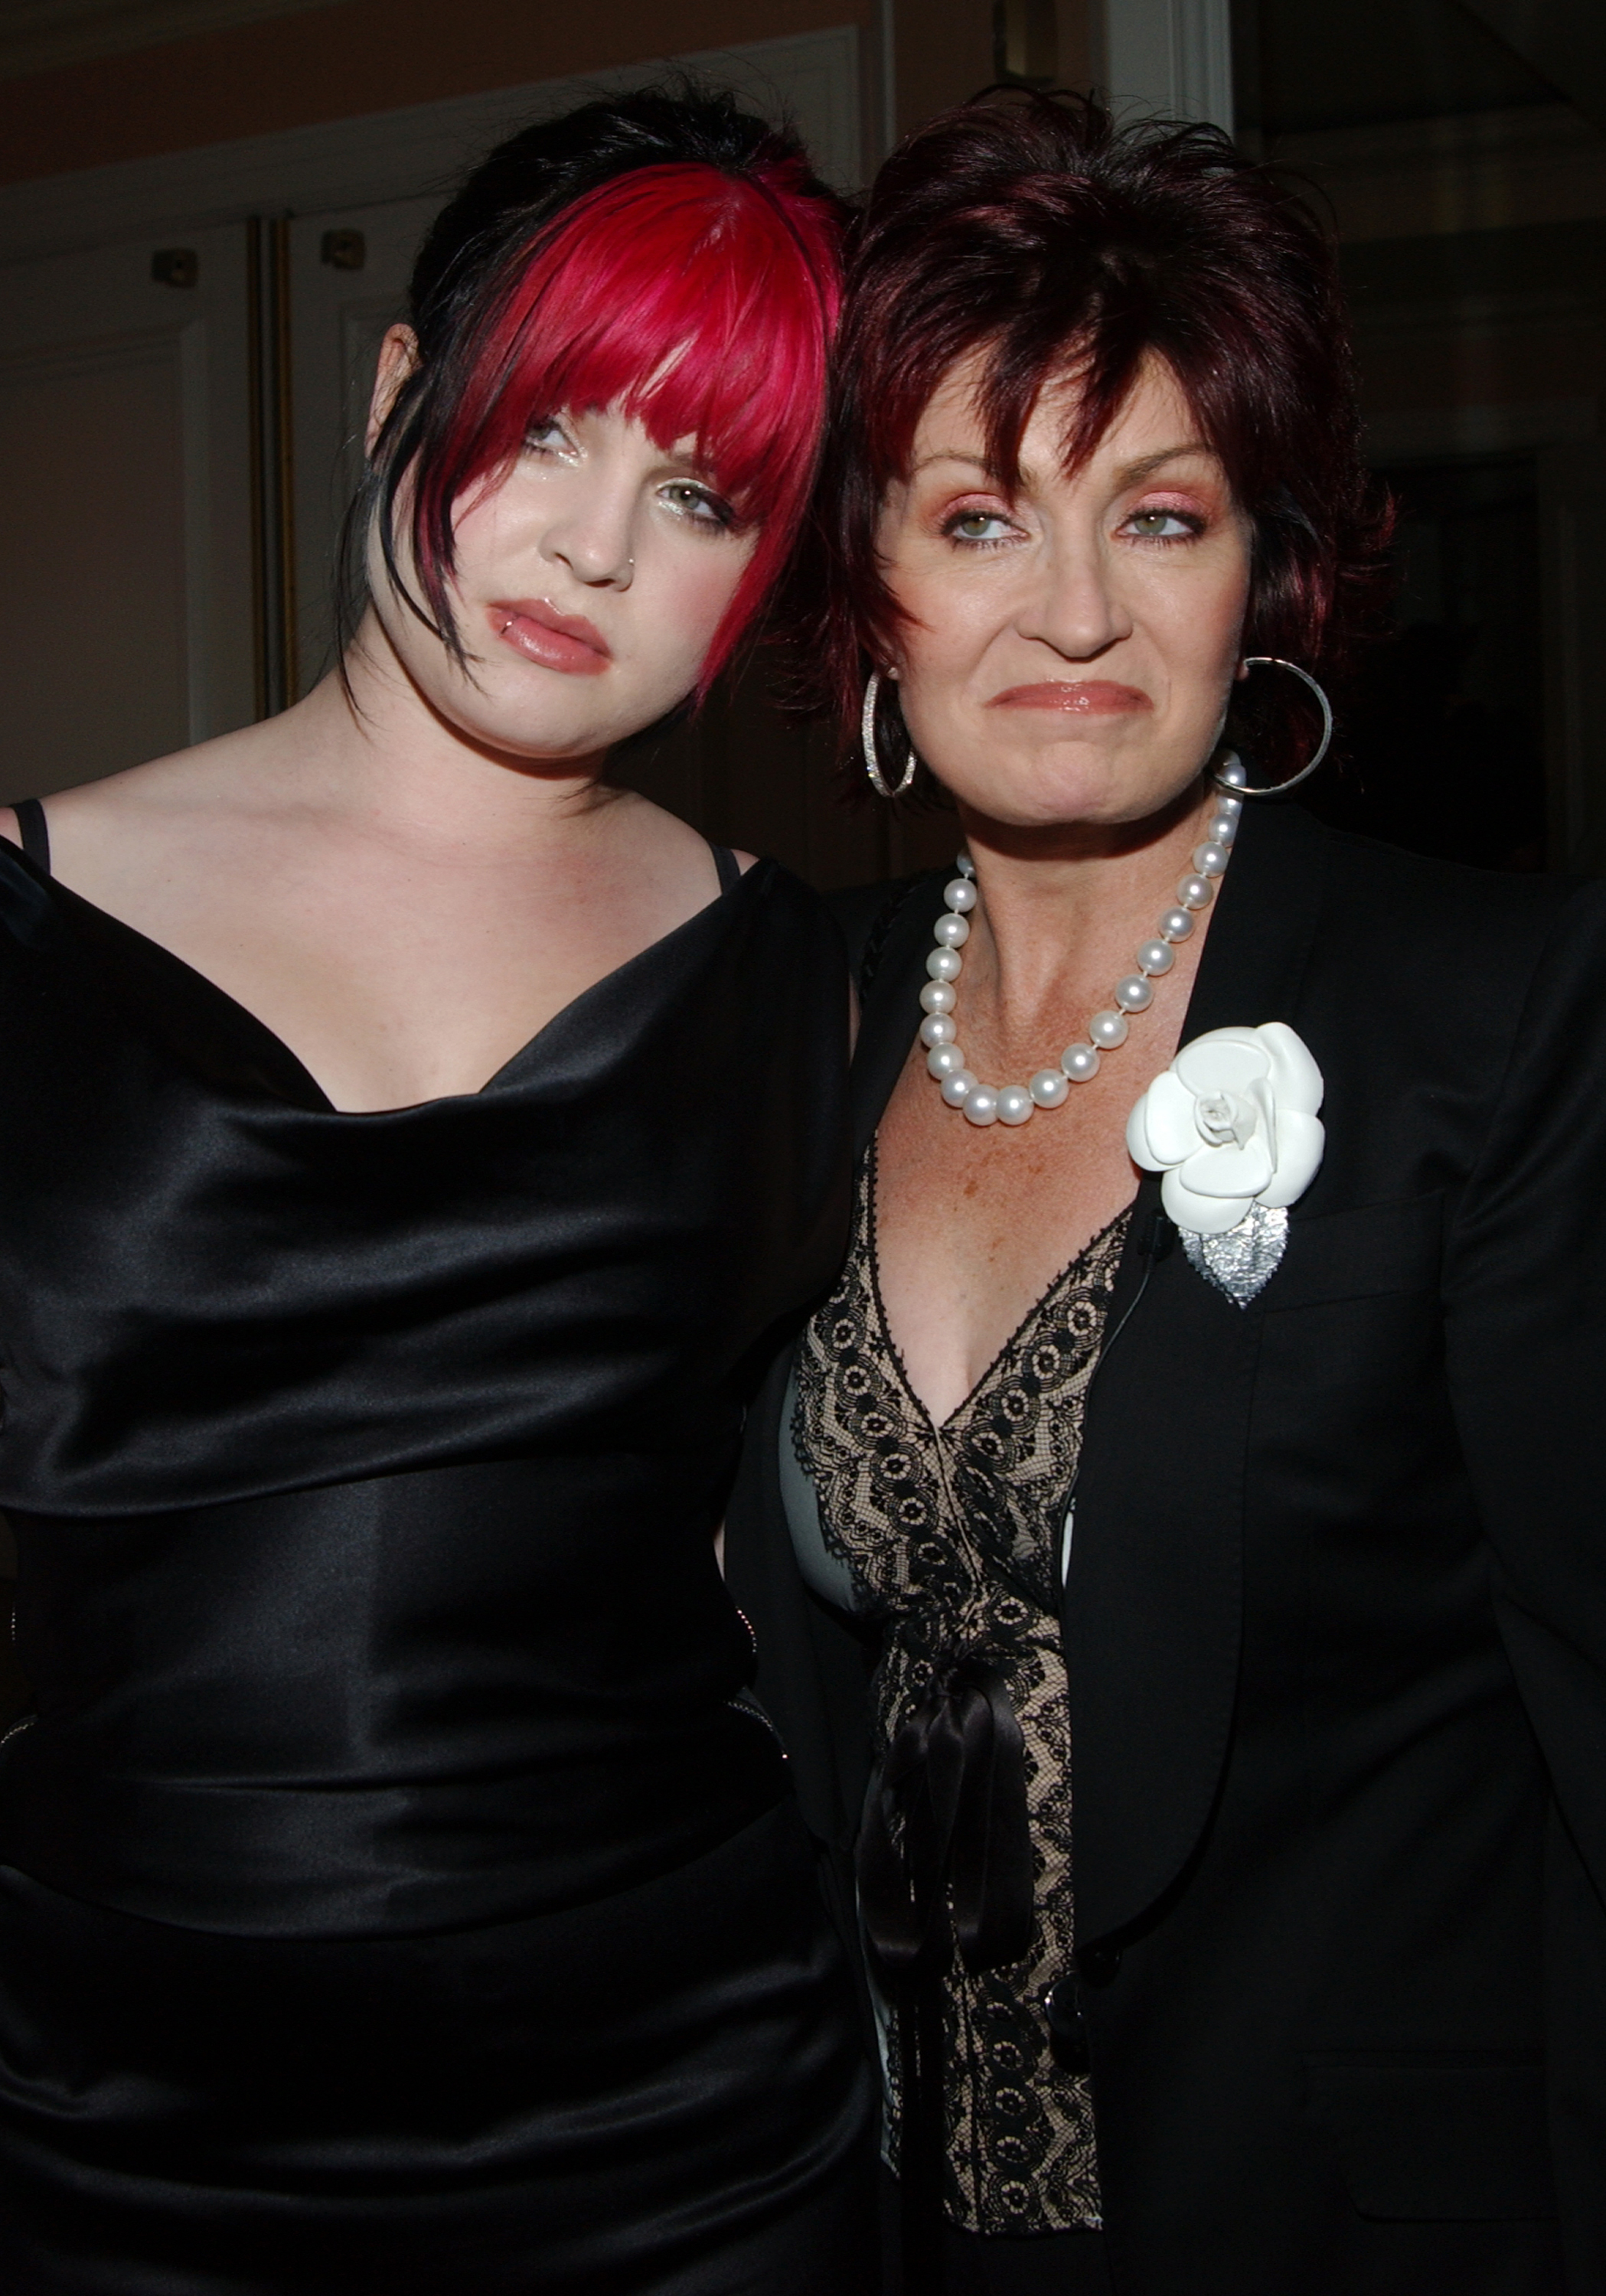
[367,325,420,456]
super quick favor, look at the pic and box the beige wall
[0,0,867,184]
[0,0,1105,191]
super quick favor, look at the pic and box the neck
[257,608,626,861]
[954,778,1219,1024]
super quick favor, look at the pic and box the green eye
[948,510,1011,542]
[663,482,735,530]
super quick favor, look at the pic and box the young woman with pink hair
[0,88,873,2294]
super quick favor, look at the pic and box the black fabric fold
[0,848,854,1937]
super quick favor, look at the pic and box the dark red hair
[360,90,845,696]
[803,88,1389,777]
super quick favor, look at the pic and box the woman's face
[366,334,758,765]
[877,355,1252,833]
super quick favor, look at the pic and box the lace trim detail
[793,1147,1128,2233]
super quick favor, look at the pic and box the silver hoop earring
[1213,657,1333,797]
[860,670,918,800]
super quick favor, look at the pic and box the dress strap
[11,797,50,875]
[710,843,741,895]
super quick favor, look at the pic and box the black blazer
[725,799,1606,2296]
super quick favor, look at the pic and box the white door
[0,225,256,802]
[287,196,436,697]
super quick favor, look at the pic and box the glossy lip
[490,598,611,677]
[987,680,1151,713]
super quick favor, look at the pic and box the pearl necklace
[920,767,1245,1128]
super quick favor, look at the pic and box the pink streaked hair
[393,159,844,694]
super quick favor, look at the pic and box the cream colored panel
[0,333,188,793]
[0,224,255,800]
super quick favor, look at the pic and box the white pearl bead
[927,1043,966,1078]
[1061,1043,1100,1082]
[1138,939,1175,975]
[1193,842,1229,878]
[919,1013,957,1048]
[1207,814,1239,847]
[919,980,956,1015]
[941,1068,978,1105]
[955,852,976,878]
[1216,752,1247,788]
[1215,792,1242,820]
[1090,1009,1129,1049]
[1030,1069,1069,1107]
[1178,875,1213,910]
[1159,907,1195,941]
[1114,974,1154,1013]
[926,947,961,982]
[944,877,978,913]
[996,1084,1033,1125]
[934,914,971,947]
[962,1085,1000,1127]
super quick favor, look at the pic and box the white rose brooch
[1125,1023,1325,1306]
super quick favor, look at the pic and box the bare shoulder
[11,722,272,831]
[0,744,203,863]
[601,790,757,902]
[9,719,294,892]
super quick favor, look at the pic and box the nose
[1015,533,1131,660]
[540,497,636,590]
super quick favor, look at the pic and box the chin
[949,744,1208,837]
[434,678,638,764]
[952,769,1151,833]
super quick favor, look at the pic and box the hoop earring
[860,670,918,799]
[1213,657,1333,797]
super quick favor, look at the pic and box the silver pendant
[1182,1202,1288,1308]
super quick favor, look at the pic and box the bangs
[863,226,1278,524]
[390,161,841,693]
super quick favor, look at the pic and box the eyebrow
[908,442,1216,488]
[662,437,714,475]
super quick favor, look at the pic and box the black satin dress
[0,808,873,2295]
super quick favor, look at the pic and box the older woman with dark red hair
[726,90,1606,2296]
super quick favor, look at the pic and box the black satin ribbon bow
[857,1654,1035,1981]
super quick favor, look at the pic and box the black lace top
[790,1145,1128,2234]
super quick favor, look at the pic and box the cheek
[886,563,994,681]
[1147,556,1250,702]
[444,484,520,585]
[641,542,754,668]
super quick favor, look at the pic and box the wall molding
[0,24,861,265]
